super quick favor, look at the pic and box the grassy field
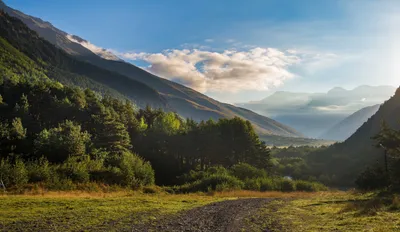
[0,191,225,231]
[249,191,400,232]
[1,190,399,231]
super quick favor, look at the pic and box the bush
[106,152,155,188]
[259,178,277,191]
[180,166,228,184]
[58,157,90,183]
[26,157,51,183]
[179,173,244,193]
[230,163,266,181]
[295,180,328,192]
[244,178,261,191]
[207,166,229,176]
[279,179,296,192]
[6,158,29,187]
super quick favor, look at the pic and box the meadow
[1,190,399,231]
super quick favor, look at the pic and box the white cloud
[66,35,121,61]
[117,47,300,93]
[205,39,214,43]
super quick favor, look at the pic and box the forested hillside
[0,2,303,139]
[0,10,166,108]
[307,88,400,186]
[0,11,280,190]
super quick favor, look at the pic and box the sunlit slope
[0,10,166,108]
[0,2,303,138]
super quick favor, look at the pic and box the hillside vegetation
[306,88,400,186]
[0,11,328,193]
[0,2,304,139]
[0,10,165,108]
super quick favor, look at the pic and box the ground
[0,191,399,231]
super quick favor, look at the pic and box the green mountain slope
[0,2,303,139]
[308,88,400,186]
[0,10,166,108]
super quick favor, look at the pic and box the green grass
[248,191,400,232]
[2,191,400,231]
[0,192,224,231]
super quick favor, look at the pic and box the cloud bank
[66,33,339,94]
[118,48,300,93]
[66,35,121,61]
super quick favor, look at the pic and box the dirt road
[131,198,273,232]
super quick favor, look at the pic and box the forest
[0,70,329,192]
[0,10,399,195]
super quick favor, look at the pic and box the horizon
[3,0,400,104]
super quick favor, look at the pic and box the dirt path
[131,198,273,232]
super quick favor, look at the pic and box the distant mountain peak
[328,86,346,93]
[319,104,381,141]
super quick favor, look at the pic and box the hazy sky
[5,0,400,103]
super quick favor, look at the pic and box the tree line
[0,70,271,189]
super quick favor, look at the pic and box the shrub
[207,166,229,176]
[26,157,51,183]
[11,159,29,187]
[181,166,228,184]
[58,157,90,183]
[230,163,266,181]
[259,178,277,191]
[279,179,296,192]
[244,178,261,191]
[179,173,244,193]
[106,152,155,188]
[295,180,328,192]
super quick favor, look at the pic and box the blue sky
[5,0,400,103]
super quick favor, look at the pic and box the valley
[0,0,400,231]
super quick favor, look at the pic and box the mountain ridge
[0,2,303,139]
[308,87,400,185]
[319,104,381,141]
[237,85,396,137]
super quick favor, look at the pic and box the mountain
[319,104,380,141]
[0,9,166,109]
[0,2,302,139]
[308,87,400,186]
[237,86,396,138]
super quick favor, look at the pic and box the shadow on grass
[340,193,400,216]
[302,192,400,216]
[304,199,369,207]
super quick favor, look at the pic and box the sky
[4,0,400,103]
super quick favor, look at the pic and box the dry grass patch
[250,191,400,232]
